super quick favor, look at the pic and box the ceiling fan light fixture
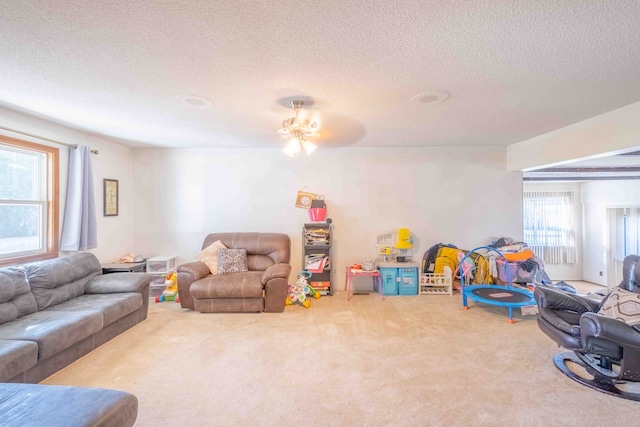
[283,138,301,156]
[303,139,317,155]
[277,128,292,137]
[277,99,320,156]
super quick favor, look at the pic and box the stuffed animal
[156,271,179,303]
[285,270,320,308]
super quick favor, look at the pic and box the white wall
[581,180,640,285]
[523,182,583,281]
[0,107,134,263]
[132,147,523,288]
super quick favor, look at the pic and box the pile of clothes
[488,237,576,293]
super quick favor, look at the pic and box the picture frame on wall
[103,179,119,216]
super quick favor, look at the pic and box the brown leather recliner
[177,233,291,313]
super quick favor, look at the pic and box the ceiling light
[283,138,302,157]
[410,91,449,105]
[302,139,317,155]
[278,100,320,156]
[175,94,215,109]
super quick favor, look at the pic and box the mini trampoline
[460,246,536,324]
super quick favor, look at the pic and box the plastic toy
[456,251,474,282]
[285,270,320,308]
[156,271,180,303]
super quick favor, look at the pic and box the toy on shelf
[376,228,415,262]
[285,270,320,308]
[156,270,180,303]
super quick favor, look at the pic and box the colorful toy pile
[422,237,555,289]
[285,270,321,308]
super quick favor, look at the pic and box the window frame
[0,135,59,266]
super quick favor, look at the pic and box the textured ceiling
[1,1,640,149]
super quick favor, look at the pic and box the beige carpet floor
[43,289,637,426]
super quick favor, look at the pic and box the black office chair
[534,254,640,401]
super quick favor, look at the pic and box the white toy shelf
[419,267,453,296]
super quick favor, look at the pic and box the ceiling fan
[277,100,319,156]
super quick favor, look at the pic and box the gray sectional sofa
[0,252,151,384]
[0,382,139,427]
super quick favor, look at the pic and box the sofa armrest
[86,273,152,294]
[538,307,582,336]
[534,286,600,313]
[581,312,640,351]
[177,261,211,310]
[261,263,291,285]
[178,261,210,281]
[262,263,291,313]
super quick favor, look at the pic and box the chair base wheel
[554,351,640,402]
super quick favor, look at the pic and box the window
[523,191,577,264]
[0,135,59,266]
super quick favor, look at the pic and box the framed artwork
[295,190,316,209]
[103,179,119,216]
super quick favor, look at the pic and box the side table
[344,267,384,301]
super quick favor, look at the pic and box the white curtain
[607,208,621,288]
[618,208,640,258]
[523,191,577,264]
[60,145,97,251]
[609,207,640,261]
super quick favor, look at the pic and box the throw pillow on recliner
[597,287,640,326]
[217,248,249,274]
[196,240,227,275]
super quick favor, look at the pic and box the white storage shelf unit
[146,256,176,274]
[419,272,453,295]
[146,256,176,298]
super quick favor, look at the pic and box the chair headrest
[620,254,640,291]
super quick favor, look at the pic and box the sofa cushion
[202,233,291,270]
[598,287,640,325]
[0,310,103,359]
[217,248,248,274]
[0,339,38,382]
[196,240,227,275]
[0,267,38,325]
[45,293,143,327]
[25,253,102,310]
[190,271,264,299]
[0,383,138,427]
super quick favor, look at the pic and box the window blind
[523,191,577,264]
